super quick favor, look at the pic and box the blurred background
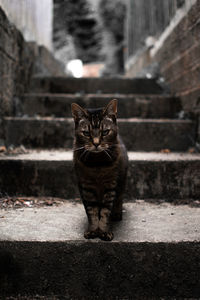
[0,0,197,79]
[0,3,200,297]
[0,0,199,118]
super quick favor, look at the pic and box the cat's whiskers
[103,149,113,161]
[80,149,88,160]
[84,150,90,161]
[74,146,85,152]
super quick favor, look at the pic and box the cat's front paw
[84,229,99,239]
[98,229,114,241]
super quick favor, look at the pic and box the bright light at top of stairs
[66,59,83,78]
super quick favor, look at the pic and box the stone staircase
[0,77,200,299]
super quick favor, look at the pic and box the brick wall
[154,1,200,115]
[126,1,199,114]
[126,0,183,62]
[126,1,200,143]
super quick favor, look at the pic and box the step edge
[0,151,200,162]
[23,93,173,98]
[3,117,194,124]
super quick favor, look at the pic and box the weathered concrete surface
[22,93,182,118]
[30,77,165,94]
[0,201,200,242]
[4,117,195,151]
[4,117,74,149]
[29,43,66,77]
[0,202,200,298]
[0,151,199,200]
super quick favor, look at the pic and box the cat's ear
[103,99,117,117]
[71,103,88,120]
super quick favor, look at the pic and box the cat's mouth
[91,148,113,160]
[89,144,110,152]
[78,147,113,163]
[91,149,103,153]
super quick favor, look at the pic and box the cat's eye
[82,131,90,137]
[102,129,110,136]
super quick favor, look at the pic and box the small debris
[188,147,196,153]
[192,200,200,207]
[7,145,28,155]
[24,201,33,207]
[0,197,66,210]
[161,149,171,153]
[46,200,53,206]
[0,145,28,156]
[74,197,81,202]
[14,201,21,207]
[177,110,185,119]
[0,146,6,152]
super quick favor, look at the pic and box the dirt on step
[0,196,70,210]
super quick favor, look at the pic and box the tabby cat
[71,99,128,241]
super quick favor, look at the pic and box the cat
[71,99,128,241]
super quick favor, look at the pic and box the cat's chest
[76,161,118,187]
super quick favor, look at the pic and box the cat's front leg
[98,208,113,241]
[98,190,115,241]
[80,186,99,239]
[83,204,99,239]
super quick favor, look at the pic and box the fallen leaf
[46,200,53,206]
[188,147,195,153]
[0,146,6,152]
[75,198,80,201]
[161,149,171,153]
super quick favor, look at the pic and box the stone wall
[0,7,34,118]
[0,0,53,50]
[0,7,65,145]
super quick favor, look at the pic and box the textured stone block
[0,151,199,200]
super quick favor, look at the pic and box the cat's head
[71,99,118,154]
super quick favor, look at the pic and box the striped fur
[72,99,128,241]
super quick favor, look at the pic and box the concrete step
[0,200,199,298]
[30,77,165,94]
[3,117,195,151]
[0,151,199,200]
[21,93,182,118]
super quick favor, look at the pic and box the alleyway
[0,74,200,298]
[0,0,200,299]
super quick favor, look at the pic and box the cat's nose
[93,137,100,148]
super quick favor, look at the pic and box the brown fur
[71,99,128,241]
